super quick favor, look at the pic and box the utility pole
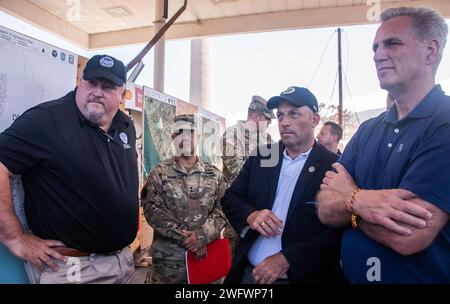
[337,28,343,128]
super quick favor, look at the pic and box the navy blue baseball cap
[83,54,127,86]
[267,86,319,113]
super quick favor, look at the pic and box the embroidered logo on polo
[282,86,296,95]
[119,132,130,149]
[99,56,114,68]
[119,132,128,144]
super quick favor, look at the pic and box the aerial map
[142,87,176,179]
[0,25,77,131]
[198,108,224,169]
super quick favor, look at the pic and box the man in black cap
[222,86,345,284]
[0,54,138,283]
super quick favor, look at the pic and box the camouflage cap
[172,114,198,133]
[248,95,276,119]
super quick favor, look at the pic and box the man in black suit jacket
[222,86,345,284]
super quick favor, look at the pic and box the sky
[1,10,450,128]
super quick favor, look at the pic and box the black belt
[53,246,122,257]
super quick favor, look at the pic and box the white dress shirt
[247,147,312,268]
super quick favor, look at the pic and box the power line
[307,30,337,88]
[342,29,360,125]
[343,70,360,124]
[343,30,350,85]
[328,68,339,105]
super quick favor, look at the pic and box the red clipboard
[185,238,232,284]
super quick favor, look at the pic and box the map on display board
[0,25,77,283]
[142,87,177,180]
[0,25,77,131]
[142,88,227,180]
[198,108,224,169]
[177,99,225,168]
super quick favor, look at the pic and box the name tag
[123,144,131,149]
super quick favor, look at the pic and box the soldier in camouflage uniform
[220,96,275,258]
[141,114,228,284]
[221,96,275,183]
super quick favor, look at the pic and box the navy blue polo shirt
[0,90,139,253]
[339,85,450,283]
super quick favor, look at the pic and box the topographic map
[198,108,224,169]
[142,87,176,179]
[0,25,77,131]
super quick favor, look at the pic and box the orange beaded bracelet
[349,188,361,229]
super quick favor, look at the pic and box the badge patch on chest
[119,132,131,149]
[119,132,128,144]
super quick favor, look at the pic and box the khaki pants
[24,246,136,284]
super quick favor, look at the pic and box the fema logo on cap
[282,86,296,95]
[119,132,128,144]
[99,56,114,68]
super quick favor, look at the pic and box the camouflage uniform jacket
[221,120,272,183]
[141,157,228,261]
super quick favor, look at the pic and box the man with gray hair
[317,6,449,283]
